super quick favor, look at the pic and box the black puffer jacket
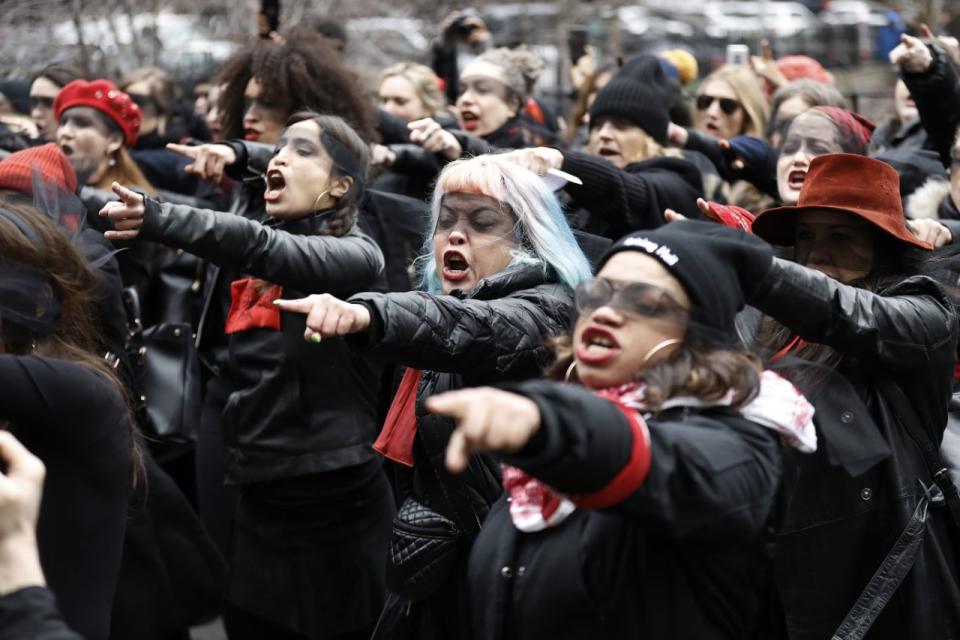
[469,381,784,640]
[138,198,385,484]
[750,258,960,640]
[350,264,577,638]
[559,151,703,239]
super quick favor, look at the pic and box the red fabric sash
[372,368,423,467]
[225,278,282,334]
[771,335,807,363]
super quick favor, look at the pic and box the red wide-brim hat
[753,153,931,250]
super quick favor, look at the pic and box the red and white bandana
[503,370,815,532]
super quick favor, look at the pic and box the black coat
[469,380,784,640]
[0,356,130,640]
[138,197,386,484]
[349,264,577,638]
[559,151,703,239]
[750,258,960,640]
[901,44,960,169]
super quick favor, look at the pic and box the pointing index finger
[111,182,143,206]
[166,142,199,159]
[273,298,314,315]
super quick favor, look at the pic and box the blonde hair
[377,62,444,116]
[697,66,769,137]
[417,154,591,292]
[96,148,156,196]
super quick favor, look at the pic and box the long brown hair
[548,334,763,412]
[0,196,143,487]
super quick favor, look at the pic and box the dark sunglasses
[29,96,54,110]
[575,277,688,320]
[696,94,740,115]
[128,93,155,110]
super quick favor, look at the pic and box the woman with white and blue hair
[277,153,592,639]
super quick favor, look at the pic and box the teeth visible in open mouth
[444,253,469,272]
[788,171,806,187]
[588,335,614,348]
[266,171,285,190]
[461,112,479,121]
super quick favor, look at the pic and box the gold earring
[641,338,681,366]
[564,360,578,383]
[312,189,330,213]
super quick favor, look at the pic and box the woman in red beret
[748,153,960,639]
[54,79,154,197]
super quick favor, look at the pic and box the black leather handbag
[386,496,461,602]
[121,287,201,459]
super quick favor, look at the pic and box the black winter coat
[469,381,784,640]
[138,198,386,484]
[559,151,703,239]
[350,265,577,638]
[750,258,960,640]
[901,44,960,168]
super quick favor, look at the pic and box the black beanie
[599,221,773,343]
[588,77,671,144]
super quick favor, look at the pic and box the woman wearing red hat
[54,79,154,197]
[748,153,960,639]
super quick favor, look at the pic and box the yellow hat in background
[661,49,698,86]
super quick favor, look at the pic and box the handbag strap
[415,412,485,538]
[831,493,933,640]
[831,377,960,639]
[875,378,960,528]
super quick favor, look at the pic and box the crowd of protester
[0,8,959,640]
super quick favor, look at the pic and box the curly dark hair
[216,28,376,142]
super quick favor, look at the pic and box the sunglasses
[696,94,741,115]
[575,278,688,320]
[29,96,54,110]
[128,93,155,110]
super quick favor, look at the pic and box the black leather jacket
[139,197,386,484]
[750,258,960,640]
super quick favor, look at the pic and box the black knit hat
[599,221,773,343]
[589,56,671,144]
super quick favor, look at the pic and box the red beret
[54,79,141,147]
[0,143,78,195]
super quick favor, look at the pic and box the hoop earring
[312,189,330,213]
[564,360,578,383]
[641,338,681,366]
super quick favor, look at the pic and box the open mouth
[460,111,480,132]
[575,326,621,366]
[787,169,806,191]
[597,147,621,159]
[442,250,470,282]
[59,142,74,156]
[704,121,722,136]
[264,169,286,202]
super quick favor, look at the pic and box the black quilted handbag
[386,497,461,602]
[120,287,201,461]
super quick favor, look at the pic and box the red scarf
[372,368,422,467]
